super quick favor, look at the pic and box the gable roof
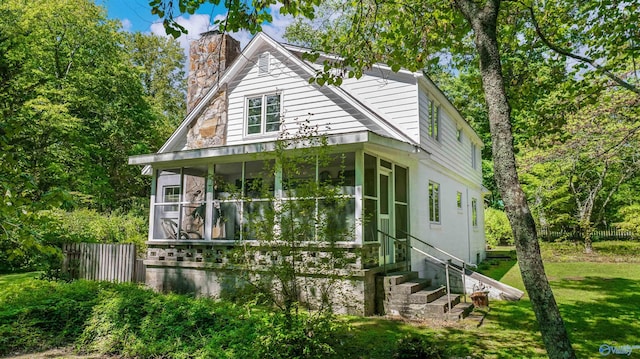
[157,32,416,157]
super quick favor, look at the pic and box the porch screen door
[379,170,394,265]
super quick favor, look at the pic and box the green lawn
[2,247,640,358]
[338,259,640,358]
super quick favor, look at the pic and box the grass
[2,242,640,358]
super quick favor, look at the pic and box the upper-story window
[471,143,478,169]
[428,100,439,140]
[457,128,463,142]
[246,93,281,135]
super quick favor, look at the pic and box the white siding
[410,161,486,268]
[418,83,482,186]
[225,47,369,145]
[341,70,419,142]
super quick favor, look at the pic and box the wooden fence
[62,243,145,283]
[539,227,636,242]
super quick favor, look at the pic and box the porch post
[204,164,214,240]
[148,168,157,241]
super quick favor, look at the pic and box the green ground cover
[2,242,640,358]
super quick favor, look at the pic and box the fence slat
[62,242,143,284]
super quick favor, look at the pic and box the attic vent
[258,52,270,74]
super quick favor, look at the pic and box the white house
[129,31,495,317]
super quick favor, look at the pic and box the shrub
[37,208,147,253]
[254,308,339,359]
[615,204,640,238]
[485,208,513,247]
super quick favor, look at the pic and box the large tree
[0,0,183,271]
[151,0,639,357]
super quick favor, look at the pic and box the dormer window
[258,52,270,74]
[246,93,281,135]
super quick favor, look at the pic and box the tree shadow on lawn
[482,276,640,358]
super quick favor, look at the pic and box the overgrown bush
[0,278,107,354]
[485,208,513,247]
[254,307,339,359]
[0,277,345,358]
[37,208,147,251]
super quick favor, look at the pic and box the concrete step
[383,271,419,287]
[393,278,431,294]
[424,294,461,315]
[446,302,474,320]
[409,286,446,304]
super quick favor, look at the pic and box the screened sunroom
[130,132,416,268]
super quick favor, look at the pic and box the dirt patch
[0,348,115,359]
[564,276,585,281]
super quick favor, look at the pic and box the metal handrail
[402,230,474,304]
[402,231,476,269]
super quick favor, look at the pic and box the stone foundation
[144,241,383,315]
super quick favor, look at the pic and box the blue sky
[99,0,294,50]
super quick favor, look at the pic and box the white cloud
[120,18,133,32]
[149,5,296,71]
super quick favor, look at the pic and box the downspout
[466,188,472,264]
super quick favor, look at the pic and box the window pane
[181,167,207,239]
[394,166,407,203]
[215,202,240,240]
[457,192,463,209]
[245,160,274,198]
[247,97,262,134]
[282,158,315,198]
[364,154,376,197]
[472,198,478,226]
[319,198,355,242]
[429,182,440,223]
[318,152,356,195]
[395,204,407,239]
[215,163,242,200]
[380,159,392,169]
[364,199,378,242]
[380,174,389,215]
[265,95,280,132]
[243,200,274,240]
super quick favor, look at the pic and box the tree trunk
[454,0,576,357]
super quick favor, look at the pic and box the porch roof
[129,131,426,168]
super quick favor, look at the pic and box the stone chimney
[186,31,241,149]
[187,30,241,112]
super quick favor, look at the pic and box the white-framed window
[246,93,281,135]
[471,197,478,226]
[258,52,270,74]
[456,191,463,210]
[429,181,440,223]
[428,100,439,140]
[471,143,478,169]
[163,185,180,212]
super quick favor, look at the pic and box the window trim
[245,93,282,136]
[428,181,440,223]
